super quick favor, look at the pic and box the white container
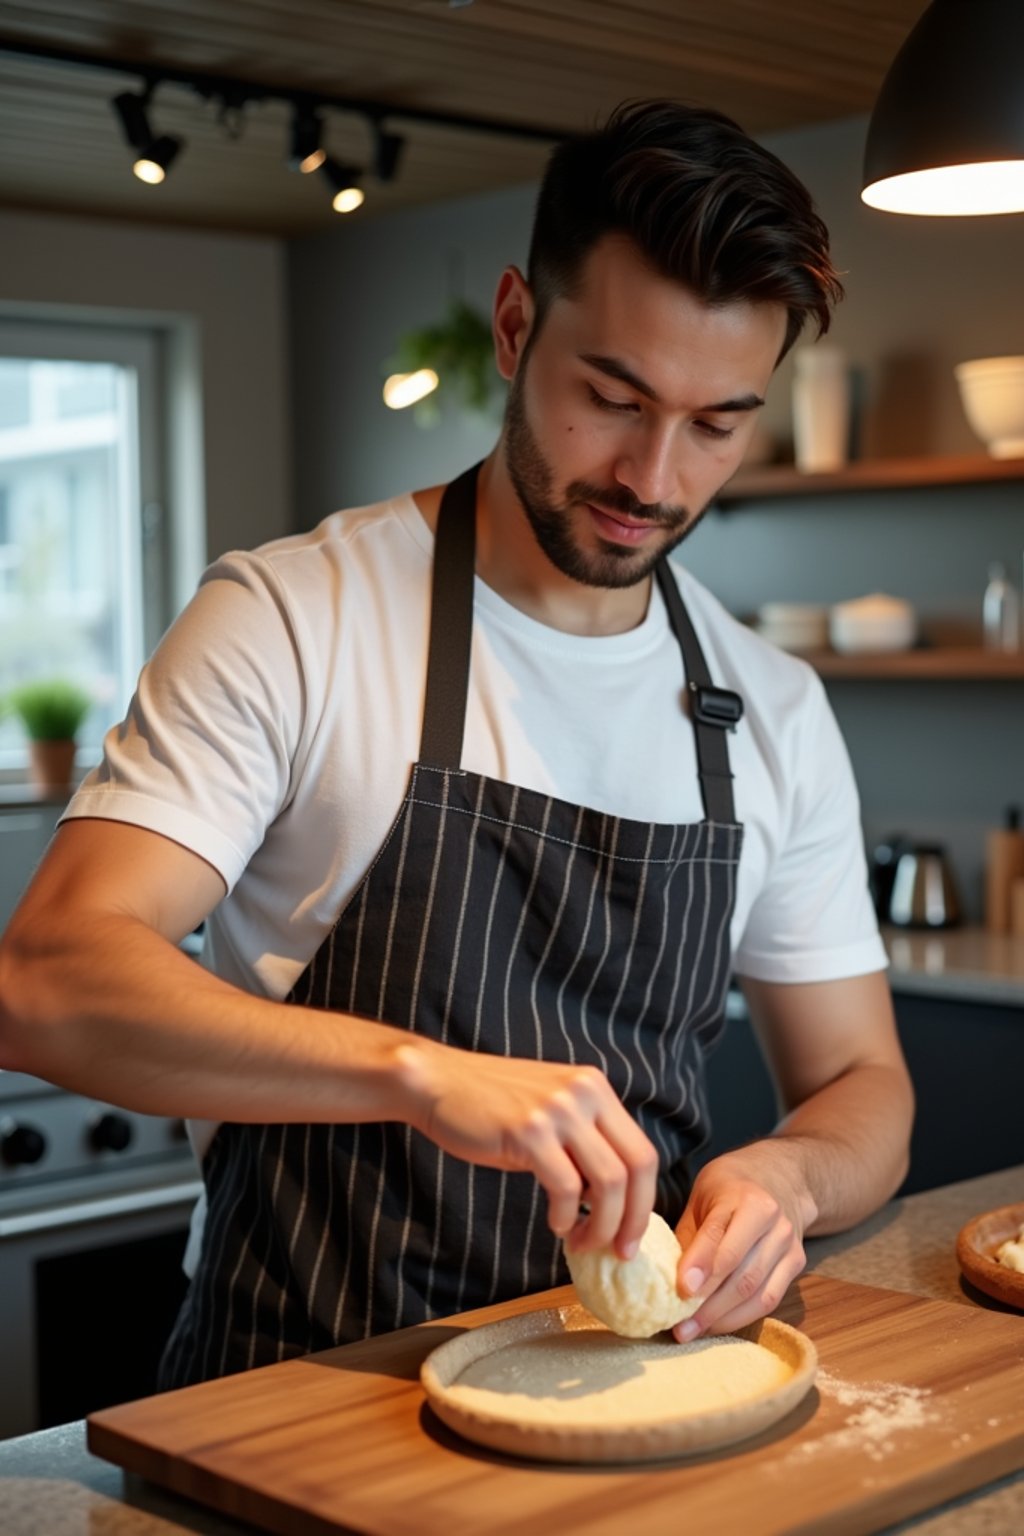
[829,594,917,654]
[792,345,851,473]
[756,603,830,652]
[954,356,1024,459]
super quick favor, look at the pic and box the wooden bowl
[956,1202,1024,1311]
[421,1301,817,1465]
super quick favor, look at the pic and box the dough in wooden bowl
[564,1212,700,1337]
[995,1223,1024,1272]
[956,1202,1024,1310]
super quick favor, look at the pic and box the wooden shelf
[798,647,1024,680]
[717,453,1024,505]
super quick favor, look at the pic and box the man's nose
[612,423,682,509]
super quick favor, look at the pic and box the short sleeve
[60,550,305,894]
[733,674,887,984]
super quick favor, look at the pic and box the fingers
[671,1185,806,1343]
[561,1121,628,1252]
[700,1253,804,1339]
[529,1132,586,1241]
[544,1073,658,1259]
[596,1107,660,1258]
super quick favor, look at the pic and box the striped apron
[159,462,744,1389]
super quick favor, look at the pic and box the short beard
[502,359,705,590]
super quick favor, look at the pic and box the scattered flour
[781,1367,942,1465]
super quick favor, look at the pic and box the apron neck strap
[419,462,480,769]
[654,563,740,825]
[420,461,740,825]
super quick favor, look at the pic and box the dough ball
[565,1212,701,1338]
[995,1233,1024,1272]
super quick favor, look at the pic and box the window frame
[0,317,173,777]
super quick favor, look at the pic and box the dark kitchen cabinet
[692,987,1024,1197]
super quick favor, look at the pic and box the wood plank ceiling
[0,1,925,236]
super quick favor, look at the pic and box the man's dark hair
[527,99,843,358]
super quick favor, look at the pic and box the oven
[0,1068,201,1441]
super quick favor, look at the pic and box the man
[0,100,913,1389]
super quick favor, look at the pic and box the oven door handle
[0,1178,203,1239]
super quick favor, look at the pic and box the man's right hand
[0,818,658,1266]
[397,1041,659,1262]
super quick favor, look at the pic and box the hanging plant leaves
[386,299,504,425]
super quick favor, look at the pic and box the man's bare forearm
[0,912,668,1253]
[740,1061,914,1237]
[0,913,429,1124]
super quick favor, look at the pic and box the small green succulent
[4,678,92,741]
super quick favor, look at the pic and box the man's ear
[492,266,535,383]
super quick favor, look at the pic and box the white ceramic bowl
[954,356,1024,459]
[756,603,830,652]
[829,594,917,654]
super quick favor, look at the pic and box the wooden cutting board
[87,1274,1024,1536]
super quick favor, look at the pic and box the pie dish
[420,1301,817,1464]
[956,1201,1024,1311]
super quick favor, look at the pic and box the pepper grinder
[985,805,1024,933]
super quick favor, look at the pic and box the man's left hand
[671,1142,819,1342]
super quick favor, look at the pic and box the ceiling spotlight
[133,135,183,185]
[111,89,184,185]
[321,157,365,213]
[371,122,406,184]
[289,103,326,174]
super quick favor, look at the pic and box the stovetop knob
[89,1111,134,1154]
[1,1121,47,1167]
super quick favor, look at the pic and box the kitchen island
[0,1163,1022,1536]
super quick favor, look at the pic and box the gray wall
[288,115,1024,920]
[289,179,536,516]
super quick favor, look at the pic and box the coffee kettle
[884,843,961,929]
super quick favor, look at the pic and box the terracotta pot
[28,738,77,796]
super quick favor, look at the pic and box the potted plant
[4,677,92,795]
[386,299,504,426]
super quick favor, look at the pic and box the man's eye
[587,385,636,413]
[695,420,735,441]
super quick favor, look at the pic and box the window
[0,321,175,771]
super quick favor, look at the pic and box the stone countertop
[1,1166,1023,1536]
[882,926,1024,1008]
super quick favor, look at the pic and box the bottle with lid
[791,344,851,473]
[982,562,1021,652]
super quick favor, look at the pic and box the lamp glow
[332,186,365,213]
[863,160,1024,216]
[383,369,439,409]
[133,157,166,185]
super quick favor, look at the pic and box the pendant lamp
[862,0,1024,216]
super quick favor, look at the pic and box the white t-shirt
[64,487,885,1010]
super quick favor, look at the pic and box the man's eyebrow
[578,352,764,412]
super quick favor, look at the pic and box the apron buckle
[688,681,744,731]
